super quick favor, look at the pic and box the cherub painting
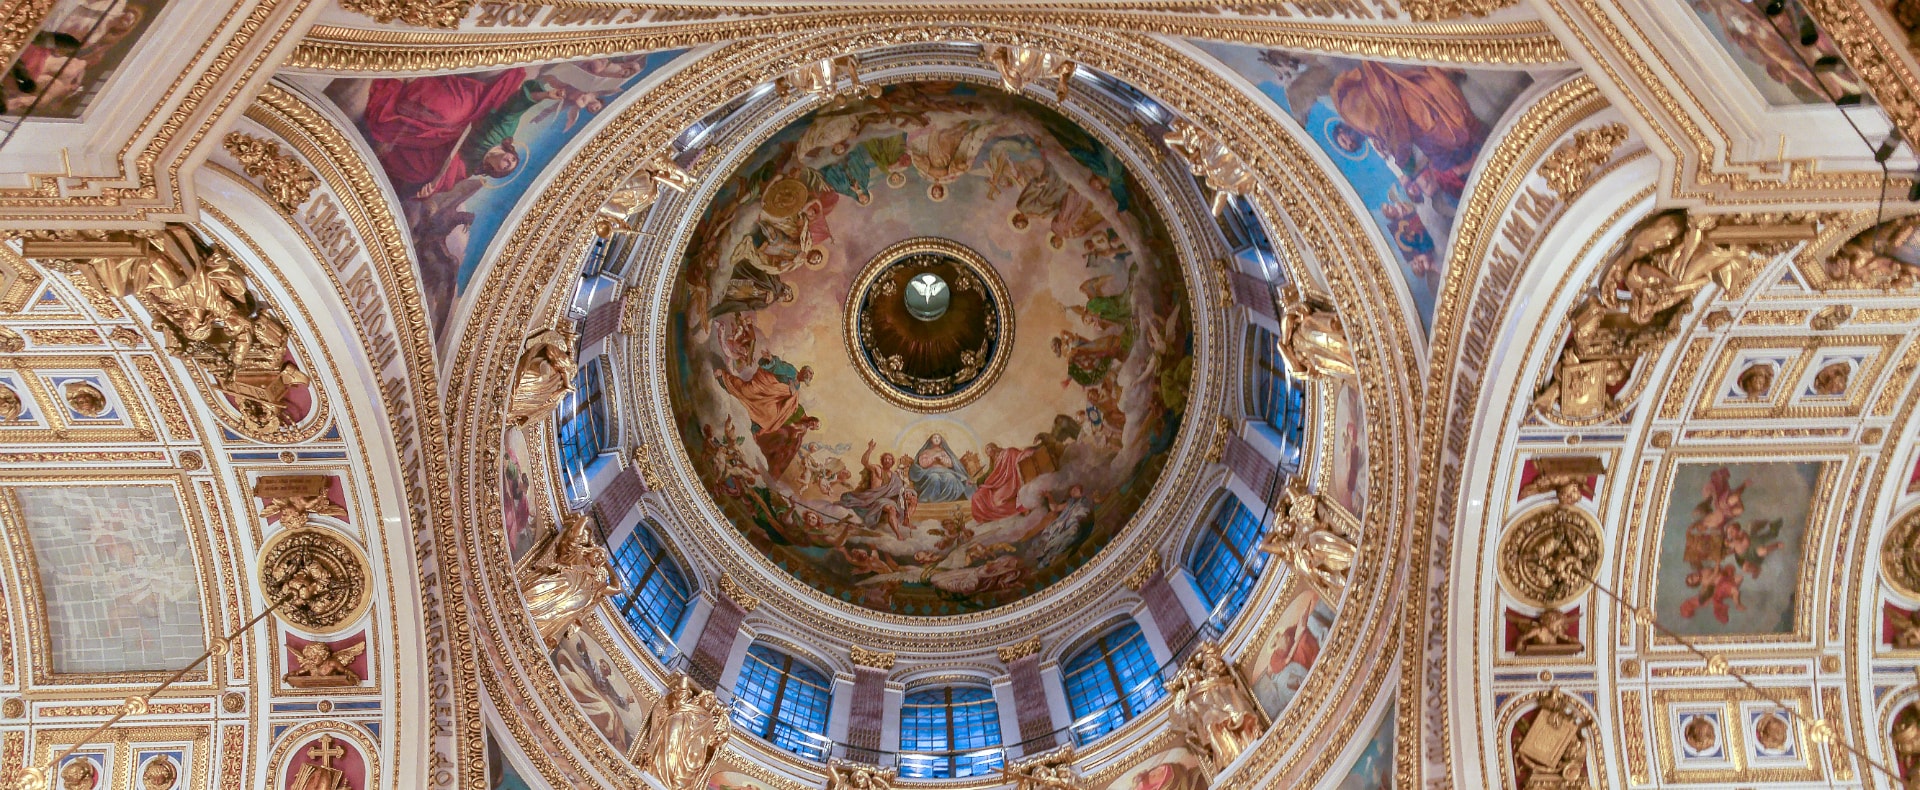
[1655,462,1820,636]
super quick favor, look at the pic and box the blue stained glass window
[557,358,612,500]
[1189,495,1268,626]
[899,687,1004,778]
[1061,622,1165,742]
[609,523,693,660]
[1248,327,1308,472]
[731,644,832,759]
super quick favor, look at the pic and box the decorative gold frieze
[997,636,1042,663]
[24,329,100,346]
[717,573,760,612]
[849,645,896,670]
[1122,552,1162,591]
[223,132,319,215]
[258,527,371,635]
[1401,0,1519,21]
[1539,123,1627,199]
[336,0,471,28]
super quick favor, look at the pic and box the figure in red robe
[970,442,1034,523]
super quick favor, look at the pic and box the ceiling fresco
[666,81,1193,616]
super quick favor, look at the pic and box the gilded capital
[997,637,1043,664]
[718,574,760,612]
[1122,553,1162,591]
[850,645,896,670]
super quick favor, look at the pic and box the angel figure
[261,493,349,531]
[518,512,622,648]
[1259,478,1357,601]
[1887,605,1920,650]
[285,641,368,688]
[636,673,732,790]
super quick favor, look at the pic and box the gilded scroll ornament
[597,155,694,236]
[826,760,895,790]
[255,476,346,530]
[1165,641,1266,773]
[505,327,576,427]
[1882,509,1920,599]
[223,132,319,215]
[21,226,312,434]
[1259,478,1357,601]
[1400,0,1519,20]
[1496,505,1602,608]
[336,0,472,28]
[1532,211,1807,423]
[0,381,22,421]
[635,673,731,790]
[983,43,1077,98]
[1005,747,1082,790]
[1275,284,1357,380]
[1514,688,1594,790]
[776,55,878,108]
[1539,123,1627,199]
[1823,216,1920,290]
[259,527,372,635]
[518,511,621,648]
[285,640,367,688]
[1164,119,1257,215]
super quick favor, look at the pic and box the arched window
[557,358,613,500]
[1061,621,1164,742]
[731,644,832,759]
[898,686,1004,779]
[609,522,693,660]
[1247,327,1307,472]
[1189,495,1267,626]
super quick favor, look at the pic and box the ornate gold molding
[1539,123,1627,200]
[1121,552,1163,591]
[717,573,760,612]
[223,133,320,215]
[1401,0,1519,21]
[848,645,896,670]
[996,637,1042,663]
[337,0,473,28]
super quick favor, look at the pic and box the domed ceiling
[666,81,1192,616]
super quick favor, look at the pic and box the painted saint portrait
[1654,462,1821,636]
[1330,382,1367,514]
[551,629,648,752]
[1336,703,1396,790]
[1244,586,1336,719]
[1097,746,1207,790]
[1684,0,1865,105]
[502,425,544,563]
[1,0,171,118]
[666,81,1192,616]
[319,51,686,343]
[1194,42,1550,332]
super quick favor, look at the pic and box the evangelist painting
[551,628,649,752]
[1096,746,1207,790]
[1654,461,1821,636]
[321,51,685,343]
[1329,382,1367,515]
[1,0,171,119]
[1337,702,1396,790]
[1244,586,1336,719]
[666,82,1192,616]
[502,425,544,563]
[1194,42,1544,332]
[1685,0,1865,106]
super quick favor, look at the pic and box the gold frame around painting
[1649,686,1823,784]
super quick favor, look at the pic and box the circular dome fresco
[667,80,1193,616]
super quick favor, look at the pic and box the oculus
[665,81,1193,616]
[844,237,1011,412]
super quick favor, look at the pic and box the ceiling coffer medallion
[20,226,314,435]
[1496,504,1602,609]
[1532,211,1814,425]
[1882,509,1920,600]
[844,237,1012,413]
[257,527,372,635]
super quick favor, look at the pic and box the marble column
[998,638,1055,752]
[846,647,895,763]
[687,574,757,689]
[1127,553,1197,658]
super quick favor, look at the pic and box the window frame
[609,522,694,660]
[1060,621,1164,743]
[898,686,1004,779]
[557,358,614,500]
[1188,495,1268,627]
[731,644,833,759]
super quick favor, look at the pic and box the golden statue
[1506,608,1582,656]
[519,512,621,648]
[1163,119,1257,215]
[825,760,895,790]
[776,55,878,108]
[1275,284,1357,379]
[1825,216,1920,290]
[1004,747,1082,790]
[1514,688,1593,790]
[506,327,578,427]
[598,155,694,235]
[21,225,312,433]
[285,641,368,688]
[1533,211,1805,422]
[636,673,732,790]
[1165,641,1266,772]
[984,43,1076,97]
[1260,478,1357,601]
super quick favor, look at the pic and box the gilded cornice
[718,573,761,612]
[848,645,896,670]
[1121,552,1163,591]
[287,11,1564,72]
[996,637,1043,663]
